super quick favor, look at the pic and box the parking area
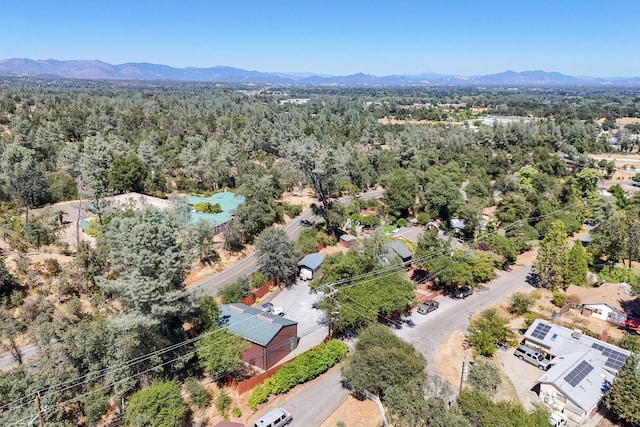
[495,347,546,410]
[266,280,329,358]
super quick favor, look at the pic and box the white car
[549,412,567,427]
[261,302,285,316]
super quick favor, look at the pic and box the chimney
[601,329,608,342]
[571,329,583,340]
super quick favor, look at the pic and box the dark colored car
[300,219,313,227]
[417,300,440,314]
[454,286,473,299]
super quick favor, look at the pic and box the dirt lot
[319,396,384,427]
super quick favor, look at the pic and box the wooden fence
[240,280,274,306]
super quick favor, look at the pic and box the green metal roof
[219,304,297,347]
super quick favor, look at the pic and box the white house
[566,283,636,326]
[523,319,631,424]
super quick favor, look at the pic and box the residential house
[523,319,631,424]
[339,234,357,248]
[566,283,637,326]
[297,253,325,281]
[219,304,298,370]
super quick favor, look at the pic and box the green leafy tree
[296,228,323,255]
[0,144,50,208]
[563,242,588,287]
[255,227,300,287]
[342,324,427,397]
[591,209,640,268]
[572,167,600,200]
[108,153,150,194]
[421,176,464,222]
[220,277,251,304]
[382,168,418,218]
[235,175,282,242]
[533,220,567,289]
[125,381,187,427]
[457,389,549,427]
[496,193,531,226]
[467,310,515,357]
[196,328,249,378]
[184,377,211,409]
[604,355,640,425]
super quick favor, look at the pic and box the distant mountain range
[2,58,640,86]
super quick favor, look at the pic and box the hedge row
[248,339,349,410]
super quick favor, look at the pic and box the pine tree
[534,220,568,289]
[563,242,588,288]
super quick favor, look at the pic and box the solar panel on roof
[564,360,594,387]
[531,323,551,340]
[590,343,628,371]
[592,343,605,351]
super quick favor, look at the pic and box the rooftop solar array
[564,360,594,387]
[531,322,552,340]
[591,343,629,371]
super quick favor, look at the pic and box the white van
[253,408,293,427]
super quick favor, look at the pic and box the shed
[297,252,325,281]
[385,240,412,266]
[219,304,298,370]
[339,234,357,248]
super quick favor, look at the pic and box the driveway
[266,280,329,359]
[495,347,545,410]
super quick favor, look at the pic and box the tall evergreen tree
[563,242,588,288]
[533,220,568,289]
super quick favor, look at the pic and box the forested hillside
[1,77,638,425]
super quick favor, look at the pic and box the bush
[508,292,535,315]
[523,312,538,329]
[185,377,211,409]
[551,290,566,308]
[193,202,222,214]
[250,271,267,289]
[467,310,516,357]
[215,388,231,417]
[396,218,408,227]
[232,407,242,418]
[221,278,251,304]
[467,359,501,397]
[126,381,187,427]
[248,339,349,409]
[416,212,432,225]
[282,203,302,218]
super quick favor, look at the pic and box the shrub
[185,377,211,409]
[282,203,302,217]
[232,407,242,418]
[416,212,432,225]
[523,312,538,329]
[215,388,231,417]
[250,271,267,289]
[508,292,535,315]
[193,202,222,214]
[396,218,408,227]
[551,291,566,308]
[248,384,270,410]
[467,359,501,397]
[221,278,251,304]
[467,310,516,357]
[126,381,187,427]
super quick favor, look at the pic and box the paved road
[188,189,384,296]
[395,262,534,380]
[0,343,41,371]
[278,365,349,427]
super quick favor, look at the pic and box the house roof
[297,253,325,270]
[524,319,630,376]
[388,240,412,259]
[538,350,615,415]
[566,283,636,313]
[525,319,631,414]
[340,234,357,242]
[219,304,297,347]
[393,226,424,244]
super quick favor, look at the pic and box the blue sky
[2,0,639,77]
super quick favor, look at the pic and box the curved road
[188,189,384,296]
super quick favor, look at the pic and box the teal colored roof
[185,191,245,226]
[219,304,297,347]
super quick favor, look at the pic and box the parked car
[417,300,439,314]
[253,407,293,427]
[300,219,313,227]
[260,302,285,316]
[514,344,551,370]
[453,286,473,299]
[548,412,568,426]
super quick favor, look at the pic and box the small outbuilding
[297,252,325,281]
[219,304,298,370]
[339,234,357,248]
[381,240,412,266]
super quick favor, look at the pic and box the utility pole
[36,393,44,427]
[327,284,337,339]
[459,357,467,393]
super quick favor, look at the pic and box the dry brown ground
[319,396,384,427]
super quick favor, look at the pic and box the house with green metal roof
[219,303,298,370]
